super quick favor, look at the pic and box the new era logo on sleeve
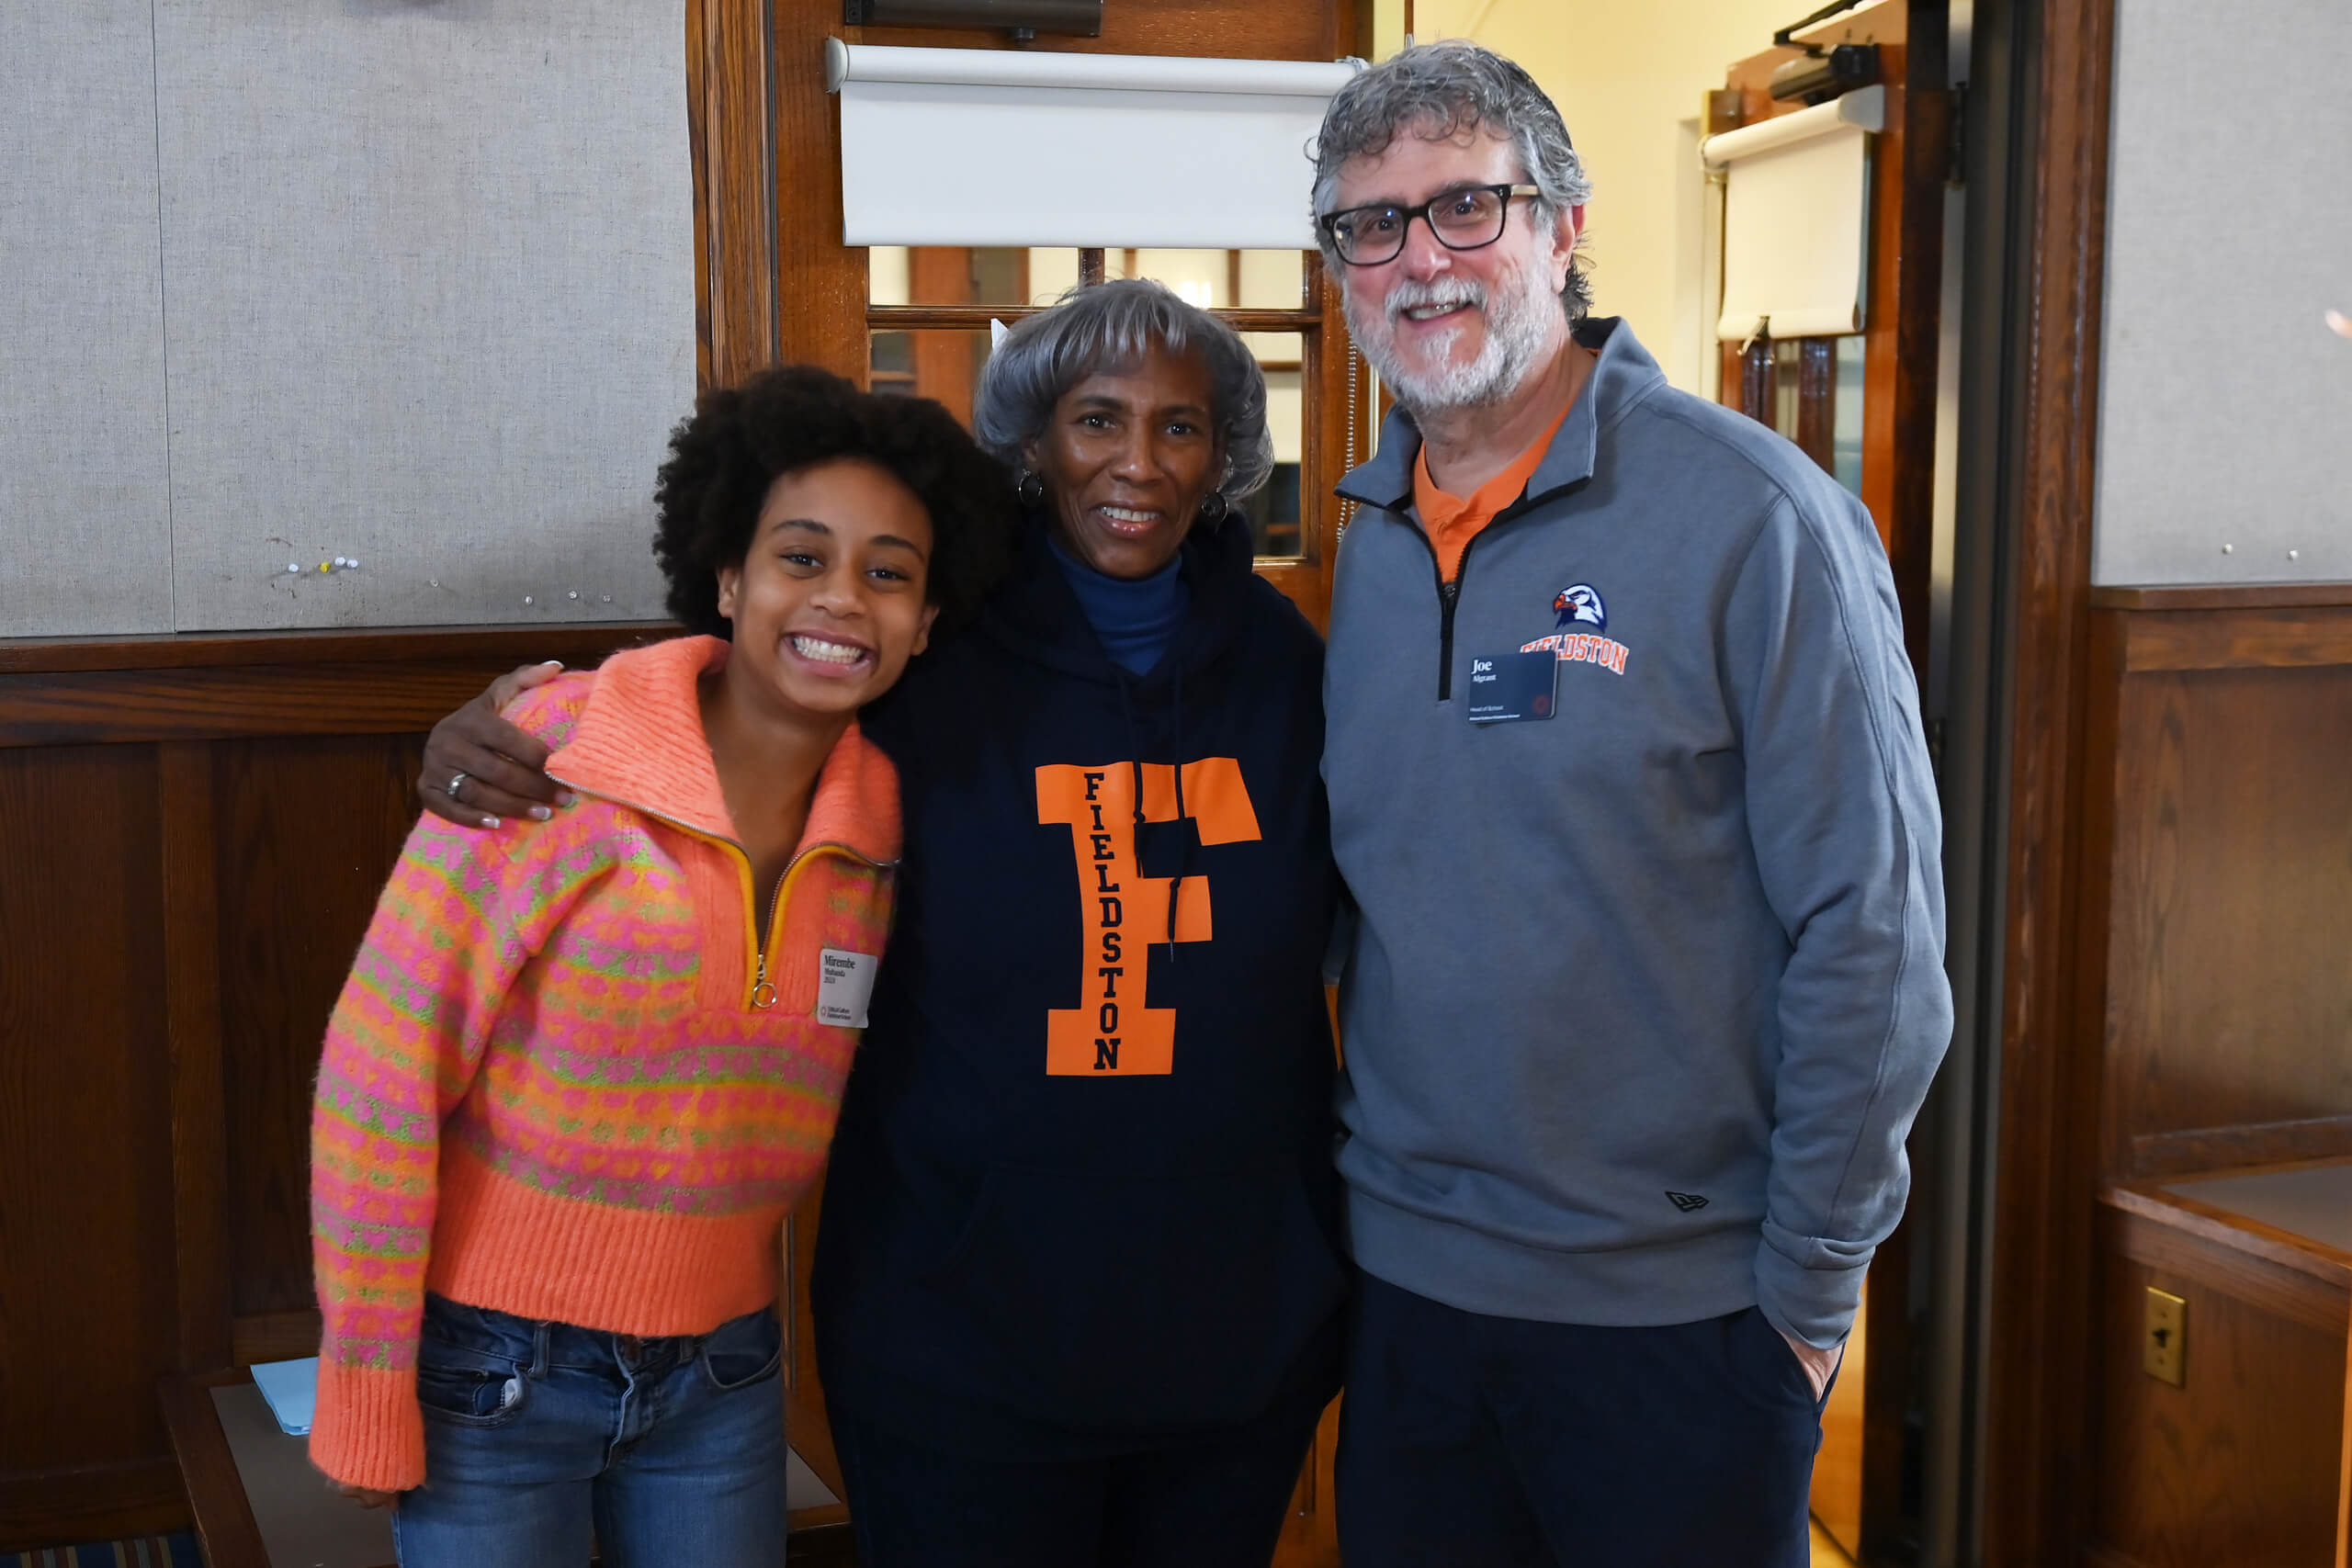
[1666,1190,1710,1213]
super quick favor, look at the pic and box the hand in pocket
[1777,1326,1844,1403]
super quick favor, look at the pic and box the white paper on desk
[251,1357,319,1436]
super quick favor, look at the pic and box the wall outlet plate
[2143,1287,2187,1385]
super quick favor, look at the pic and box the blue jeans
[392,1293,788,1568]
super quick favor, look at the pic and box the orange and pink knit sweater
[308,636,899,1492]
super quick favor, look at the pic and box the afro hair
[651,364,1017,641]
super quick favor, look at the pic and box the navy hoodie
[813,514,1344,1458]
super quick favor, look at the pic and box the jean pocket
[415,1325,531,1428]
[697,1306,783,1393]
[415,1356,530,1427]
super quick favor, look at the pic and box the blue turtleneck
[1046,535,1191,677]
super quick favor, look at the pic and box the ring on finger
[447,769,470,801]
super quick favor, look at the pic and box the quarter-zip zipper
[745,839,876,1010]
[547,772,888,1011]
[1396,496,1543,703]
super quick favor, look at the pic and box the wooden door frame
[1971,0,2121,1562]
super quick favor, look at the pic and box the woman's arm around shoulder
[419,660,579,829]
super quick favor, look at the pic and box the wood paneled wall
[2076,590,2352,1568]
[2087,590,2352,1182]
[1988,584,2352,1568]
[0,627,659,1549]
[2093,1199,2347,1568]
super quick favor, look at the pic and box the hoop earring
[1016,470,1046,507]
[1197,491,1228,526]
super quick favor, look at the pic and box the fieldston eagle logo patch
[1553,582,1607,631]
[1522,581,1632,674]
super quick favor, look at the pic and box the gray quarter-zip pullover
[1323,318,1951,1348]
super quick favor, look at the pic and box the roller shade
[826,40,1361,248]
[1702,85,1882,342]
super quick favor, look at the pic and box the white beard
[1346,251,1564,415]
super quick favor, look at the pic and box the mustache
[1383,279,1487,322]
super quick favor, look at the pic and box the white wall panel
[153,0,696,630]
[2094,0,2352,585]
[0,4,175,638]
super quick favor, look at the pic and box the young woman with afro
[303,366,1015,1567]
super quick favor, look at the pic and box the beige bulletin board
[1,0,696,638]
[2093,0,2352,586]
[0,3,175,640]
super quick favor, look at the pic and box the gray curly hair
[972,277,1275,503]
[1310,39,1595,320]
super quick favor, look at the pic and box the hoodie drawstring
[1167,658,1188,961]
[1111,663,1192,964]
[1112,670,1153,930]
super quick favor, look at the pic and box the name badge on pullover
[1465,649,1559,724]
[817,949,878,1028]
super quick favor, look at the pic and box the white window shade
[827,40,1361,249]
[1703,85,1882,343]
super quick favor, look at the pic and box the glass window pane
[871,248,1311,310]
[1239,331,1303,368]
[870,246,910,307]
[1763,337,1864,500]
[867,329,992,425]
[869,329,914,381]
[1130,249,1228,308]
[1237,250,1306,310]
[1025,249,1082,304]
[1770,340,1803,444]
[1832,335,1865,498]
[866,246,1054,307]
[1239,333,1304,559]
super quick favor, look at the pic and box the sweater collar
[546,635,900,863]
[1335,316,1667,516]
[1046,533,1191,676]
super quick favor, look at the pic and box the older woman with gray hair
[810,277,1344,1567]
[416,277,1345,1567]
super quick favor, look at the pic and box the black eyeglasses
[1317,183,1544,267]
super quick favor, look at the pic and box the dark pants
[830,1392,1328,1568]
[1336,1269,1826,1568]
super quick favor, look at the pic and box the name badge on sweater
[817,949,878,1028]
[1465,650,1559,724]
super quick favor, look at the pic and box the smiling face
[713,457,939,722]
[1329,125,1577,414]
[1025,344,1222,581]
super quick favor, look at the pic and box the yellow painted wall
[1416,0,1793,391]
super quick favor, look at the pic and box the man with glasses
[1312,41,1951,1566]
